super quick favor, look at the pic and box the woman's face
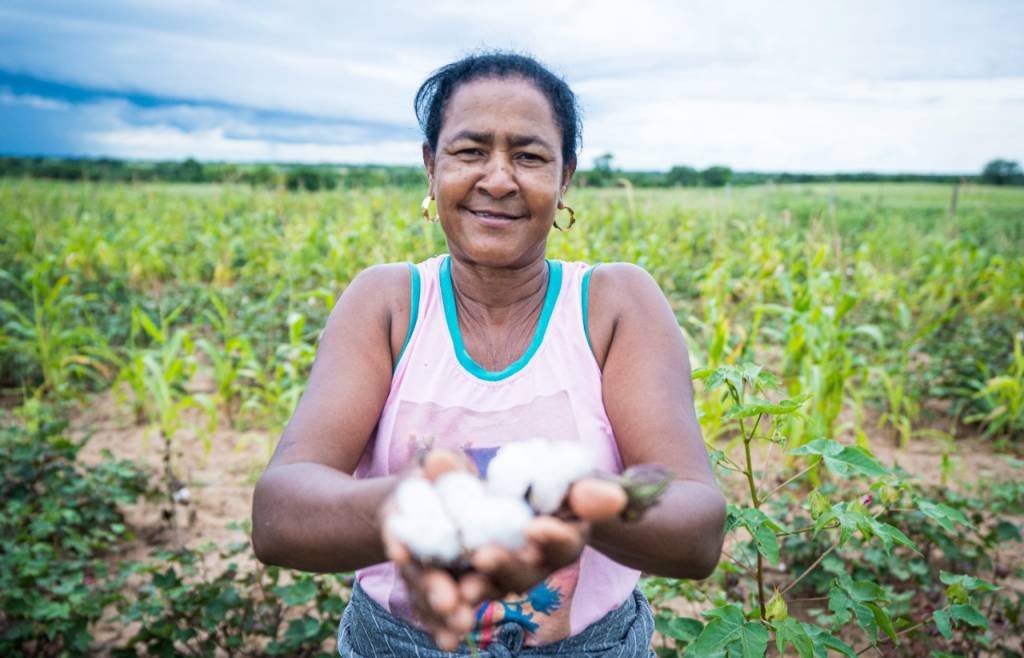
[424,76,574,269]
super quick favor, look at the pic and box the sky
[1,0,1022,173]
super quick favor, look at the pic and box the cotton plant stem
[739,414,767,619]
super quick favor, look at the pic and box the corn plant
[117,305,215,547]
[0,265,113,398]
[966,331,1024,443]
[196,290,255,428]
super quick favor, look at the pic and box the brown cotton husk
[616,464,672,522]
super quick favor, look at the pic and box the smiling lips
[466,207,525,220]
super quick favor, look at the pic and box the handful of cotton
[387,471,534,565]
[386,439,672,566]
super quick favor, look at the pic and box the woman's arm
[251,263,410,573]
[586,263,727,579]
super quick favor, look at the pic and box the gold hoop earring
[421,194,439,223]
[553,203,576,231]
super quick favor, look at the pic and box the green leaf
[791,439,888,478]
[933,608,952,640]
[949,604,988,630]
[737,508,784,565]
[870,520,919,554]
[284,615,322,642]
[772,618,813,658]
[995,520,1021,542]
[867,602,897,642]
[690,604,745,654]
[938,571,999,593]
[723,394,811,419]
[659,616,703,642]
[275,578,318,606]
[738,621,769,658]
[916,500,972,532]
[805,625,857,658]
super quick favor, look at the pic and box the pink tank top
[354,254,640,647]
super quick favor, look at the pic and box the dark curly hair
[414,51,581,167]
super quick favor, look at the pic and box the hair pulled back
[414,51,581,167]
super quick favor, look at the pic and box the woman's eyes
[453,148,547,163]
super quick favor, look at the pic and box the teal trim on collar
[394,263,421,372]
[439,255,562,381]
[581,264,599,356]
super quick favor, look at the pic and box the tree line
[1,155,1021,189]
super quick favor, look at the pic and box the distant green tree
[667,165,700,187]
[179,158,205,183]
[981,159,1024,186]
[286,166,338,192]
[700,165,732,187]
[586,152,616,187]
[243,164,279,188]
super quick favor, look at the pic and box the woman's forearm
[588,479,727,580]
[252,462,398,573]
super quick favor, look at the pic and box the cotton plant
[387,438,672,566]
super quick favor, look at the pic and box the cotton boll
[453,491,533,551]
[436,471,533,551]
[435,471,487,504]
[527,442,595,512]
[488,439,595,514]
[476,496,533,550]
[387,513,462,563]
[388,477,462,563]
[395,477,447,518]
[486,440,542,500]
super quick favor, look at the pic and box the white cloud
[0,87,70,111]
[1,0,1022,170]
[83,123,423,164]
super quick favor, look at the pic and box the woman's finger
[471,544,512,573]
[422,569,459,616]
[434,629,460,651]
[567,477,628,522]
[423,448,477,481]
[459,571,500,606]
[526,516,586,568]
[382,525,412,565]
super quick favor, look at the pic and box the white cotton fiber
[436,471,534,551]
[387,477,462,562]
[487,438,595,514]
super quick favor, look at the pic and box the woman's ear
[422,142,436,194]
[560,157,578,198]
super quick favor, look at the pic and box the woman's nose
[476,155,517,198]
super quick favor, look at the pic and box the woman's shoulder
[585,262,669,367]
[589,262,664,309]
[329,262,421,364]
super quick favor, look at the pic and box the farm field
[2,179,1023,656]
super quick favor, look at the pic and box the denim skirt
[337,581,656,657]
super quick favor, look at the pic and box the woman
[252,52,726,657]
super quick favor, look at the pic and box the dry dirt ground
[69,389,1023,654]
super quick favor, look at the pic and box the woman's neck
[448,255,549,327]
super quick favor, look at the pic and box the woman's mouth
[467,208,524,221]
